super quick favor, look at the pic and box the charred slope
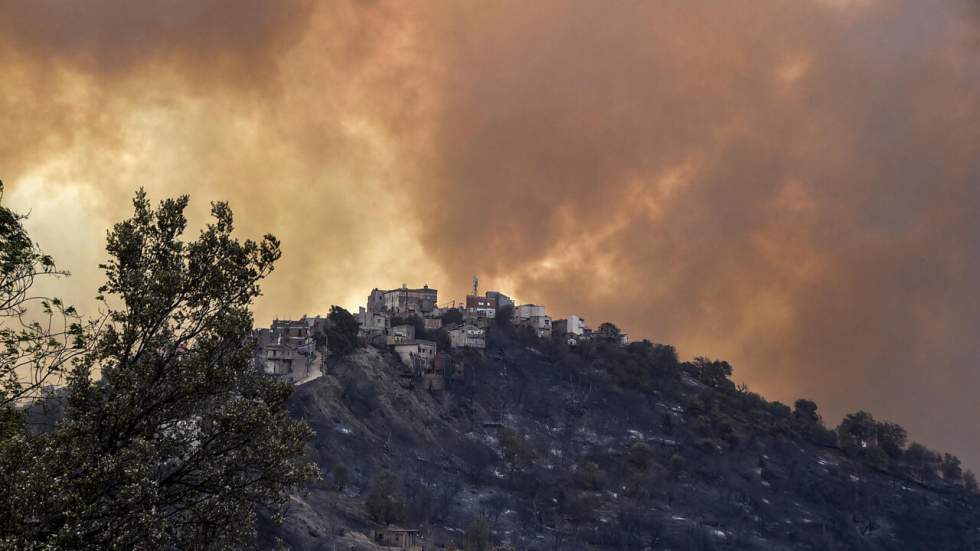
[262,332,980,550]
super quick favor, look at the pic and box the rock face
[261,338,980,550]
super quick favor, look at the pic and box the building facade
[514,304,552,338]
[466,294,497,319]
[382,284,438,314]
[447,323,487,349]
[553,314,587,336]
[253,316,328,383]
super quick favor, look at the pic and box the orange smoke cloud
[1,1,979,467]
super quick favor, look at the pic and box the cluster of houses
[252,280,628,385]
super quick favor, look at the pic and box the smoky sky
[1,1,979,468]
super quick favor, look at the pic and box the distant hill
[261,327,980,550]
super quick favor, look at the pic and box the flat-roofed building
[514,304,552,338]
[485,290,514,310]
[382,284,438,314]
[393,339,437,373]
[466,294,496,319]
[553,314,587,336]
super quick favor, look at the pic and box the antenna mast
[472,275,479,296]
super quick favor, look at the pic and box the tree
[837,411,877,456]
[327,305,360,356]
[689,357,734,390]
[793,399,820,426]
[875,421,908,460]
[905,442,940,480]
[0,181,92,425]
[366,471,405,525]
[627,340,679,371]
[0,191,317,549]
[964,470,977,493]
[941,453,963,483]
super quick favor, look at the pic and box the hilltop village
[252,279,629,387]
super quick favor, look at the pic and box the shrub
[670,453,686,474]
[365,471,405,525]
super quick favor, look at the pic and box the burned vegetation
[265,321,980,550]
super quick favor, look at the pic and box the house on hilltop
[253,316,328,383]
[514,304,552,338]
[381,284,438,315]
[553,314,588,336]
[466,294,497,319]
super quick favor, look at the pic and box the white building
[554,315,587,336]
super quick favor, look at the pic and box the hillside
[261,329,980,550]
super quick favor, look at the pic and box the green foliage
[327,305,360,356]
[0,181,90,412]
[670,453,686,474]
[0,190,317,549]
[365,471,405,525]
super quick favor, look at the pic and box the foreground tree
[0,181,90,429]
[0,191,317,549]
